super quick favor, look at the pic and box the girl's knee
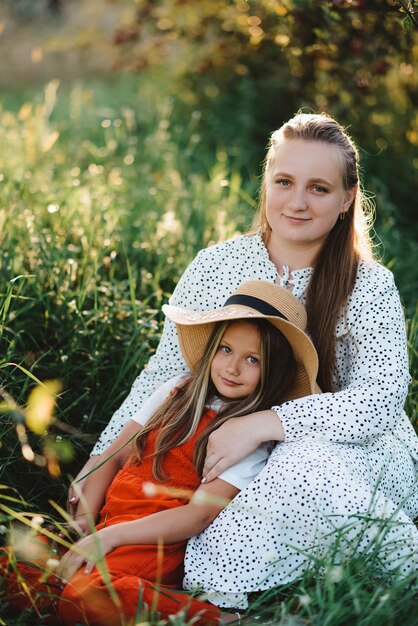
[57,580,86,626]
[57,573,125,626]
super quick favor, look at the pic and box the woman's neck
[266,235,319,274]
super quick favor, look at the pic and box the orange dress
[0,409,221,626]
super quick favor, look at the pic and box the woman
[71,112,418,606]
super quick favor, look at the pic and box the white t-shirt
[131,374,270,491]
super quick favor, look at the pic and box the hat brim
[163,303,319,400]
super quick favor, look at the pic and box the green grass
[0,75,257,500]
[0,75,417,624]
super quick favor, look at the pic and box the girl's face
[210,321,261,400]
[265,138,356,255]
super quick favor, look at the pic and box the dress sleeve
[277,266,411,444]
[91,252,206,455]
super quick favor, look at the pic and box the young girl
[1,280,319,626]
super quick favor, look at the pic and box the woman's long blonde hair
[133,318,297,480]
[256,112,375,391]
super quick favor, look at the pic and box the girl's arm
[57,478,239,582]
[68,375,186,515]
[73,419,141,532]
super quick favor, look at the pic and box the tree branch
[397,0,418,27]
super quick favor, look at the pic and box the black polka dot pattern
[184,438,418,608]
[91,232,418,606]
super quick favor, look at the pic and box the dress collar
[254,232,313,300]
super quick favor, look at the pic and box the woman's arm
[57,478,239,581]
[278,265,410,444]
[203,265,412,482]
[203,410,283,482]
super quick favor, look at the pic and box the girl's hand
[56,527,116,583]
[67,456,100,516]
[202,410,284,483]
[51,516,92,541]
[70,514,94,538]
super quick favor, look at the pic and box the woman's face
[210,321,261,400]
[265,138,356,255]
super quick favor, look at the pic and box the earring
[339,211,346,220]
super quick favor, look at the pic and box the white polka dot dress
[184,437,418,609]
[93,233,418,604]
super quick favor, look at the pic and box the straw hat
[163,280,320,401]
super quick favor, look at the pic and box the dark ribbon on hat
[224,294,289,320]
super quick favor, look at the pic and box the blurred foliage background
[0,0,417,513]
[0,2,417,623]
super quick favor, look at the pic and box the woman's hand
[56,527,116,582]
[67,456,100,516]
[202,410,284,483]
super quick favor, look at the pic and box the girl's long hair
[133,318,296,480]
[256,112,375,391]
